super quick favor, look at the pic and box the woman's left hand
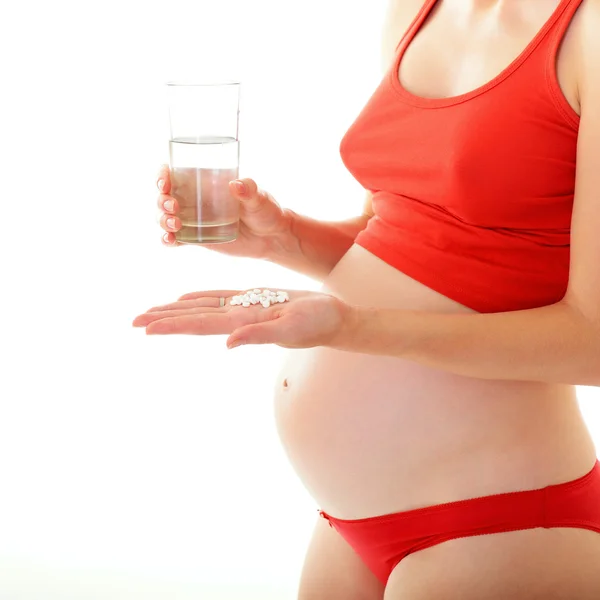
[132,288,358,350]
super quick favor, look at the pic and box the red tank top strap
[543,0,586,49]
[549,0,586,34]
[544,0,585,128]
[394,0,439,53]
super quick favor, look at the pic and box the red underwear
[319,460,600,585]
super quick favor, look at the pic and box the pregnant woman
[134,0,600,597]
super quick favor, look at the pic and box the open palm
[132,288,355,350]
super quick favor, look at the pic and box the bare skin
[154,0,600,598]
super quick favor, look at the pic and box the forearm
[265,209,370,282]
[341,300,600,386]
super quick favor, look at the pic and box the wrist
[330,303,372,352]
[333,305,412,357]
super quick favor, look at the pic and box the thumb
[227,318,285,349]
[229,178,274,212]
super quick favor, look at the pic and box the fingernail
[164,199,174,211]
[158,179,165,191]
[232,180,245,195]
[228,340,243,349]
[167,217,176,229]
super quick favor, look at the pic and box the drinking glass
[166,80,241,244]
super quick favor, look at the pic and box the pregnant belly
[273,245,592,518]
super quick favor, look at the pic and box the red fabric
[319,460,600,585]
[340,0,584,313]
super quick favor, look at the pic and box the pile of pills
[230,289,290,308]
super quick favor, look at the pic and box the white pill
[242,302,250,307]
[276,297,284,303]
[262,290,271,295]
[251,288,260,294]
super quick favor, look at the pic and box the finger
[227,316,287,348]
[156,164,171,194]
[146,312,233,335]
[145,299,278,335]
[133,306,226,327]
[147,297,224,312]
[177,290,244,301]
[229,178,269,213]
[157,194,179,214]
[160,213,181,233]
[161,232,182,247]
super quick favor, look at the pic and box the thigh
[383,528,600,600]
[297,515,385,600]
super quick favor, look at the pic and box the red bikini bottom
[318,459,600,585]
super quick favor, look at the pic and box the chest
[396,0,581,114]
[339,0,582,230]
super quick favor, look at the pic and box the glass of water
[166,80,241,244]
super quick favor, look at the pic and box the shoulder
[380,0,428,71]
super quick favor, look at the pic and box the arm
[265,193,373,282]
[336,2,600,387]
[343,302,600,386]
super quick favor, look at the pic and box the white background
[1,1,598,598]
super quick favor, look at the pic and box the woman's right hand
[156,164,294,259]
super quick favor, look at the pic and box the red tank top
[340,0,583,313]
